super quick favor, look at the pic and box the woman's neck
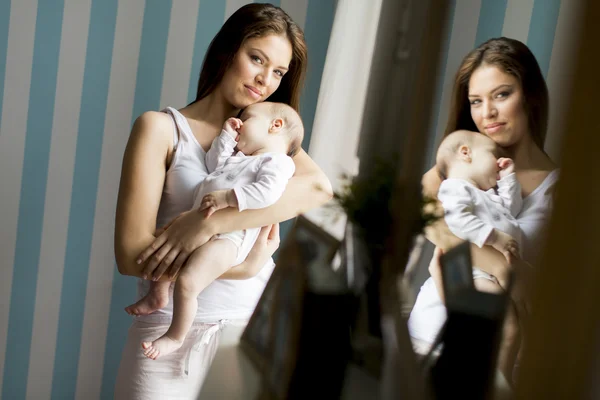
[183,90,240,126]
[506,134,556,172]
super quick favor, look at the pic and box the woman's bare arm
[218,224,281,280]
[137,148,333,275]
[114,111,180,279]
[208,148,332,232]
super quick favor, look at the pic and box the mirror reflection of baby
[132,102,303,359]
[436,129,522,284]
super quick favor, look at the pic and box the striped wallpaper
[427,0,581,166]
[0,1,335,399]
[0,0,581,398]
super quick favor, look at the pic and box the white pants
[114,319,242,399]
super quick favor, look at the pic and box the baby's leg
[473,278,520,385]
[141,239,238,360]
[125,280,170,316]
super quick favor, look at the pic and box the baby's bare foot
[125,290,169,316]
[141,335,183,360]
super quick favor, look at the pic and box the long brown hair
[191,3,308,111]
[445,37,548,149]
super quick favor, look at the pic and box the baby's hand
[487,229,520,262]
[223,118,242,140]
[199,189,239,218]
[497,157,515,179]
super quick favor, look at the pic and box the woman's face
[468,64,529,147]
[219,34,293,109]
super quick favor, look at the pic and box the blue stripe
[101,2,173,398]
[426,0,457,166]
[50,1,118,398]
[187,0,226,104]
[527,0,561,77]
[474,0,508,47]
[0,0,11,128]
[131,0,173,119]
[1,2,64,399]
[299,0,335,152]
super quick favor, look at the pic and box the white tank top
[136,107,275,323]
[407,169,560,344]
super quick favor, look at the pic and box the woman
[113,4,332,398]
[408,37,559,383]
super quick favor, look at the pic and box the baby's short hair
[436,130,489,179]
[268,102,304,157]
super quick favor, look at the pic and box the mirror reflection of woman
[113,4,332,398]
[408,37,559,385]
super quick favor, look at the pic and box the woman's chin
[232,100,253,110]
[230,96,259,110]
[489,137,511,149]
[487,132,520,148]
[239,92,266,107]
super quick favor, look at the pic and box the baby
[131,102,303,359]
[435,129,525,383]
[436,129,522,283]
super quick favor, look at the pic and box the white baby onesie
[194,130,295,263]
[438,173,523,280]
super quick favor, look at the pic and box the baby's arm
[439,180,495,248]
[440,181,519,260]
[205,118,240,173]
[199,189,238,218]
[200,154,296,217]
[497,158,523,216]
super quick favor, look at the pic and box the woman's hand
[137,208,215,280]
[487,229,520,261]
[220,224,281,279]
[428,245,532,316]
[505,253,534,319]
[247,223,280,268]
[428,247,446,303]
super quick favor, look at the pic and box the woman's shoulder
[133,110,172,131]
[129,110,174,144]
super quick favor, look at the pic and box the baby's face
[236,103,272,154]
[470,139,500,190]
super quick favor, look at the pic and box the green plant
[328,158,440,260]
